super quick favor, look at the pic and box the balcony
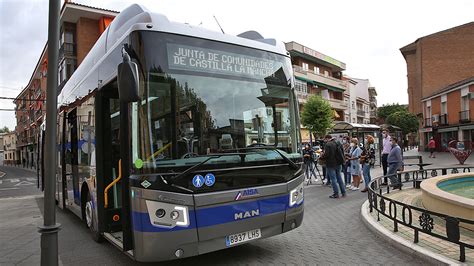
[439,114,448,126]
[459,110,470,123]
[295,90,309,103]
[59,42,75,60]
[424,118,432,127]
[293,65,347,91]
[357,110,366,117]
[328,98,347,110]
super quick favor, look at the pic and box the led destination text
[167,44,282,79]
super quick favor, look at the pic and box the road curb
[360,200,464,266]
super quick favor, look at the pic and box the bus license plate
[225,229,261,247]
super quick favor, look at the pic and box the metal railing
[459,110,470,123]
[424,118,432,127]
[439,114,448,126]
[368,167,474,262]
[357,110,366,116]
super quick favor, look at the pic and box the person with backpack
[321,135,346,199]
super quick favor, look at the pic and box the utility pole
[38,0,61,265]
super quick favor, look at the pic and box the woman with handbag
[348,138,362,191]
[361,135,375,192]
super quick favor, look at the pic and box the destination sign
[167,43,283,79]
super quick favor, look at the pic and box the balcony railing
[459,110,470,123]
[357,110,366,117]
[439,114,448,126]
[59,42,75,59]
[424,118,432,127]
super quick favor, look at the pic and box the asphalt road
[0,165,41,198]
[0,165,424,265]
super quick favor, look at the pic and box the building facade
[368,86,378,124]
[400,22,474,149]
[3,132,18,165]
[343,77,375,125]
[14,2,117,168]
[421,77,474,151]
[285,41,348,141]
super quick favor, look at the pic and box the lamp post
[38,0,61,265]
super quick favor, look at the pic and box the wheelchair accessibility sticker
[204,173,215,187]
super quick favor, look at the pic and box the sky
[1,0,473,130]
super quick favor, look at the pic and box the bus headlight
[289,183,304,207]
[146,200,190,228]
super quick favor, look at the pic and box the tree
[377,103,407,121]
[0,126,10,133]
[300,95,334,138]
[386,110,419,135]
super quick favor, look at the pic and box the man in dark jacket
[322,135,346,198]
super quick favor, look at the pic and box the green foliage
[377,103,407,120]
[301,95,334,137]
[386,111,419,135]
[0,126,10,133]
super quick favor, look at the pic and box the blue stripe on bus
[132,194,302,233]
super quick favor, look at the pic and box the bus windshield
[131,32,300,172]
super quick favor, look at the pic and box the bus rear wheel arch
[81,183,103,242]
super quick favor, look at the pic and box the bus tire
[82,190,104,243]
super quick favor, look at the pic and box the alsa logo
[234,188,259,201]
[234,209,260,220]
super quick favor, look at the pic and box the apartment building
[421,76,474,151]
[3,132,18,165]
[343,77,375,125]
[285,41,348,141]
[14,2,117,168]
[400,22,474,149]
[368,86,378,124]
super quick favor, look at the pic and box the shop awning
[438,127,458,133]
[295,76,345,93]
[332,121,380,131]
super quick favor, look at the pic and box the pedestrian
[381,129,391,185]
[347,138,362,191]
[387,137,403,189]
[320,135,346,198]
[342,136,352,188]
[303,144,315,180]
[361,135,375,192]
[428,137,436,158]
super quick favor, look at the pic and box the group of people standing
[304,128,405,199]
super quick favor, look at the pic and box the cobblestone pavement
[1,174,424,265]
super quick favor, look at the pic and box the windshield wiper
[168,152,248,182]
[236,146,300,170]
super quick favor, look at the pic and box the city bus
[49,4,304,262]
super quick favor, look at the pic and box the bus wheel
[83,191,103,243]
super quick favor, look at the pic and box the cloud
[1,0,473,130]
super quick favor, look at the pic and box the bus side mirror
[117,51,140,103]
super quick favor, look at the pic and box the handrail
[104,159,122,209]
[146,143,172,161]
[367,166,474,262]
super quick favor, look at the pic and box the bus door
[65,109,81,207]
[96,89,123,237]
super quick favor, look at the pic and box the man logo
[234,209,260,220]
[234,188,259,201]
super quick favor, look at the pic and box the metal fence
[368,167,474,262]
